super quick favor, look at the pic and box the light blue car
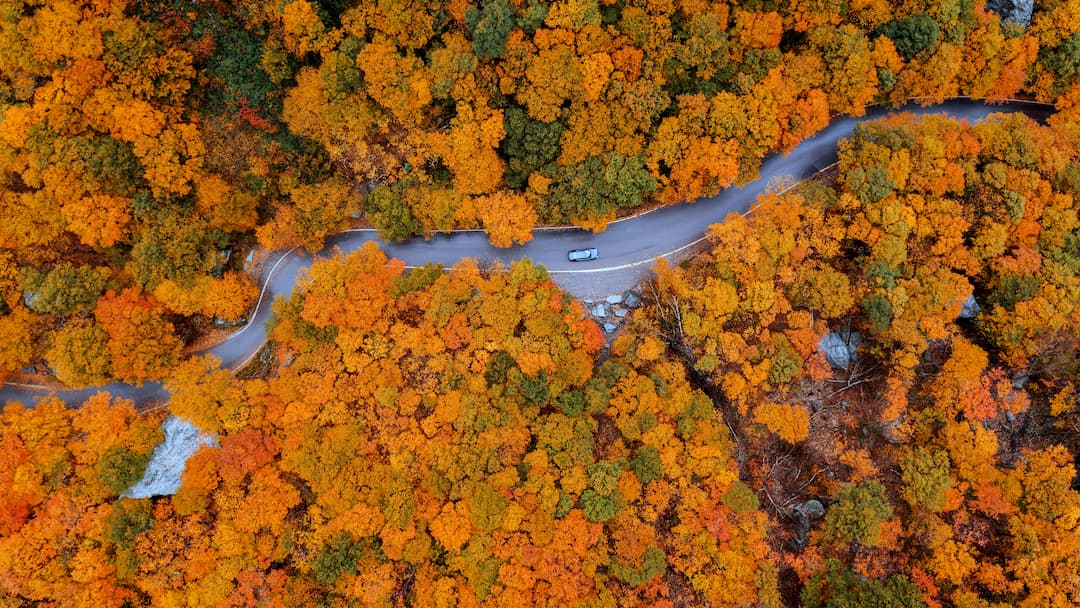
[567,248,598,262]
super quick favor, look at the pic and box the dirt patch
[183,326,233,355]
[5,369,68,391]
[243,247,281,291]
[594,413,623,459]
[235,343,278,380]
[347,216,375,230]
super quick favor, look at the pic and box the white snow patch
[125,415,217,499]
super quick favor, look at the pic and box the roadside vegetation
[2,0,1080,385]
[3,112,1079,607]
[1,1,1079,607]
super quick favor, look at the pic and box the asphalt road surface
[0,99,1053,407]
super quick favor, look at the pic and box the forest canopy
[1,0,1080,607]
[1,0,1080,386]
[3,113,1080,606]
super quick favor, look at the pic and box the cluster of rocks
[585,290,643,334]
[790,499,827,550]
[816,294,985,370]
[213,316,248,329]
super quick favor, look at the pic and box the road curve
[0,99,1054,407]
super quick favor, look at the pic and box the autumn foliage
[268,0,1074,240]
[2,247,775,606]
[1,0,1079,388]
[5,112,1080,604]
[640,113,1080,607]
[1,2,1080,608]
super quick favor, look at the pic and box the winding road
[0,99,1054,407]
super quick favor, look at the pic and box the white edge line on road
[528,160,841,274]
[220,247,300,344]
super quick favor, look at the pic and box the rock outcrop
[985,0,1033,27]
[958,294,981,320]
[818,330,862,370]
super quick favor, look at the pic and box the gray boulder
[623,292,643,309]
[603,323,617,333]
[958,294,981,320]
[214,316,248,328]
[208,248,233,279]
[593,304,606,317]
[125,416,217,499]
[801,499,825,520]
[985,0,1034,26]
[1012,372,1030,390]
[818,330,862,370]
[791,499,827,550]
[606,294,623,305]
